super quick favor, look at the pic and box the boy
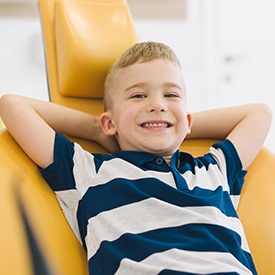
[0,42,272,274]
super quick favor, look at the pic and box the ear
[186,112,193,134]
[99,112,117,136]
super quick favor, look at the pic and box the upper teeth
[142,123,169,128]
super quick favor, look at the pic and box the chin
[144,145,178,156]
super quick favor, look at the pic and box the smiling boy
[100,57,191,159]
[0,42,272,274]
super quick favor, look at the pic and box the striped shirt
[41,132,257,274]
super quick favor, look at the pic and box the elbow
[255,103,273,133]
[0,94,21,123]
[259,103,273,124]
[0,93,16,106]
[0,94,14,115]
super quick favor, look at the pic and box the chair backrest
[39,0,138,152]
[37,0,275,274]
[39,0,138,113]
[0,129,89,275]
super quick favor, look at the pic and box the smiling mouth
[141,122,171,128]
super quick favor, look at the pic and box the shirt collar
[113,150,181,168]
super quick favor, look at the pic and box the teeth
[142,123,169,128]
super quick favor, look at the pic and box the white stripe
[208,146,228,177]
[72,143,234,199]
[96,159,177,188]
[146,170,177,188]
[116,249,253,275]
[56,190,82,244]
[231,194,241,209]
[177,146,233,200]
[74,154,153,189]
[73,143,97,198]
[208,146,242,209]
[183,163,229,192]
[73,145,229,194]
[85,198,249,260]
[183,164,241,209]
[73,148,178,190]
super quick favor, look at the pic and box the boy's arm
[0,94,119,168]
[187,104,272,169]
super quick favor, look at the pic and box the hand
[188,104,272,169]
[91,116,120,153]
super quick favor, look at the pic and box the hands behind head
[95,118,120,153]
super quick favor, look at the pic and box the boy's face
[100,59,192,157]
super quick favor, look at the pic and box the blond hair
[104,41,181,110]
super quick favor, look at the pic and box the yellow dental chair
[0,0,274,274]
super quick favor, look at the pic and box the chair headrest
[54,0,138,99]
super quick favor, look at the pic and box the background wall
[0,0,274,152]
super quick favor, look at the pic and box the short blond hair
[104,41,181,110]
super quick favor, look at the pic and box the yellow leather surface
[55,0,138,98]
[39,0,138,112]
[0,165,34,275]
[0,129,89,275]
[238,147,275,273]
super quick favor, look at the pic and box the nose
[147,95,168,113]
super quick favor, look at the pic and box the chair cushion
[55,0,138,98]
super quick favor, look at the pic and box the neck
[163,156,171,165]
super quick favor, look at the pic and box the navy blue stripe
[80,178,238,218]
[77,178,238,245]
[89,224,257,274]
[41,132,76,191]
[179,152,218,172]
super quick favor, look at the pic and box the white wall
[0,17,48,100]
[0,0,274,152]
[133,1,275,152]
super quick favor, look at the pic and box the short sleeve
[40,132,76,192]
[210,139,247,208]
[39,133,83,241]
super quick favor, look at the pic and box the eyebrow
[162,82,184,90]
[124,82,147,92]
[124,82,184,92]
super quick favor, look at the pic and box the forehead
[113,59,185,91]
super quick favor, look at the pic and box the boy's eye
[131,94,146,99]
[165,93,179,98]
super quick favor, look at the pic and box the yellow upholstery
[0,129,89,275]
[39,0,138,151]
[39,0,138,112]
[0,0,274,274]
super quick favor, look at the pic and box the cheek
[114,107,136,129]
[176,109,190,129]
[174,105,186,119]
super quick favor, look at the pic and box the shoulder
[208,139,247,197]
[210,139,243,169]
[178,139,241,171]
[179,139,246,185]
[42,132,115,176]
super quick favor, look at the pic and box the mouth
[141,122,172,128]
